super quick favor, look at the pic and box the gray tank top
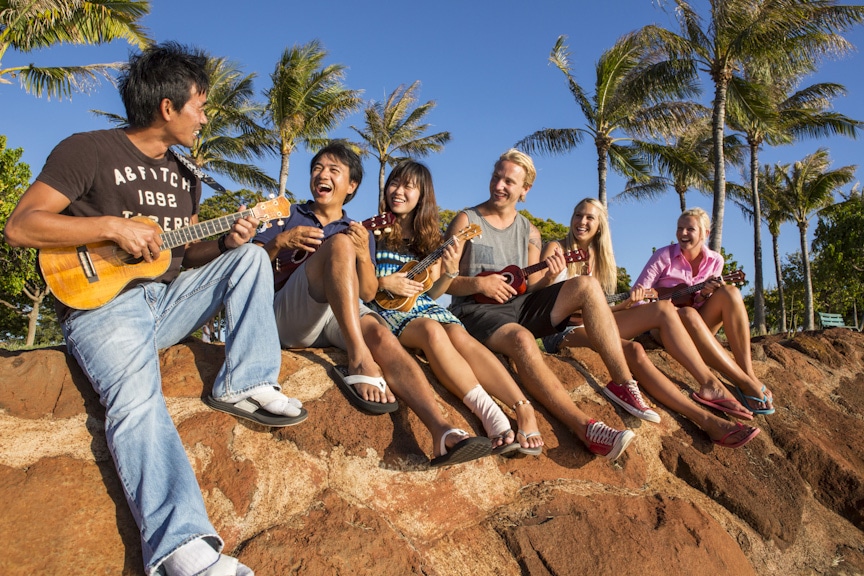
[450,207,531,311]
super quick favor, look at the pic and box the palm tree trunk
[279,152,291,197]
[675,183,687,212]
[772,232,787,333]
[597,143,609,207]
[749,143,766,335]
[798,222,815,330]
[709,79,728,252]
[378,161,387,212]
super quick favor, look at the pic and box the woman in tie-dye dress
[366,160,543,456]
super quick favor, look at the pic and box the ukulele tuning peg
[384,226,392,233]
[268,193,276,199]
[373,229,382,236]
[276,219,284,226]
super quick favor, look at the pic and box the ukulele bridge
[76,246,99,283]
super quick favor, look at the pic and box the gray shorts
[274,261,378,349]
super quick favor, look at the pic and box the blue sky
[3,1,863,289]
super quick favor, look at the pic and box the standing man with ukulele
[5,43,304,576]
[445,149,643,461]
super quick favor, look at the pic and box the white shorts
[274,261,378,349]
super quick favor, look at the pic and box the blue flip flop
[729,385,775,415]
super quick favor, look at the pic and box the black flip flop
[330,365,399,415]
[204,395,308,427]
[430,433,492,467]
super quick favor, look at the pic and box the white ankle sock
[249,387,302,416]
[462,384,511,438]
[163,537,220,576]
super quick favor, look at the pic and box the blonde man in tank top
[445,149,648,461]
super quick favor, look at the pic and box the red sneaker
[585,419,635,461]
[603,380,661,423]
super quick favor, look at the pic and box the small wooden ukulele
[655,270,746,307]
[473,248,589,304]
[374,224,482,312]
[273,212,395,291]
[40,196,292,310]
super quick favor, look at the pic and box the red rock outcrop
[1,329,863,575]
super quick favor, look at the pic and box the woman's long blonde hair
[562,198,617,294]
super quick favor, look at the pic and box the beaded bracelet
[217,234,229,254]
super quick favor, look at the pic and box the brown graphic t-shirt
[37,129,202,315]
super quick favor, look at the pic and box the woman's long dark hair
[378,160,442,258]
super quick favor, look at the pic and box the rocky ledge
[1,329,863,575]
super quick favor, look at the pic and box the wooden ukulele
[272,212,395,291]
[473,248,589,304]
[40,196,292,310]
[374,224,482,312]
[655,270,746,307]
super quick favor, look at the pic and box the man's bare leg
[303,234,390,403]
[486,323,595,443]
[550,276,633,384]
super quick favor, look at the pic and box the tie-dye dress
[367,247,462,336]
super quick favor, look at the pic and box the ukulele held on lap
[655,270,746,307]
[374,224,482,312]
[272,212,395,291]
[473,248,588,304]
[40,196,292,311]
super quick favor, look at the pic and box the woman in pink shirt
[635,208,774,415]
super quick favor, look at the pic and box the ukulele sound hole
[116,247,145,266]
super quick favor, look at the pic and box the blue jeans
[62,244,282,574]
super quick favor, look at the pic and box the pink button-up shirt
[634,244,723,307]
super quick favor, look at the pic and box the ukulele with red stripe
[473,248,589,304]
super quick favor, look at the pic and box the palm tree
[189,57,278,195]
[0,0,151,99]
[264,40,363,196]
[727,72,861,334]
[617,115,745,212]
[516,32,701,206]
[731,163,791,333]
[350,81,451,208]
[644,0,864,251]
[94,57,279,195]
[760,164,791,333]
[776,149,856,330]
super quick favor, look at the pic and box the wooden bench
[817,312,859,330]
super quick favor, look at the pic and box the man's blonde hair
[496,148,536,188]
